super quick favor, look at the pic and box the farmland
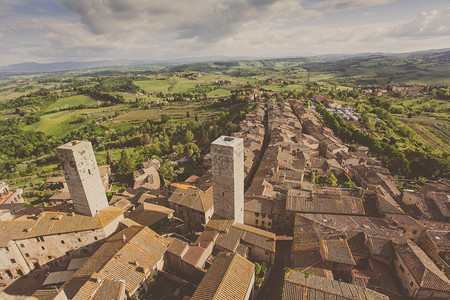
[0,50,449,201]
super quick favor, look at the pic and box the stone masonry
[211,136,244,224]
[57,141,109,216]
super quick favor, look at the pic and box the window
[25,253,30,258]
[399,264,404,273]
[268,222,272,226]
[5,247,9,252]
[47,256,52,260]
[410,281,413,287]
[35,236,44,242]
[60,240,65,244]
[88,169,91,175]
[94,236,98,241]
[41,246,45,250]
[20,244,25,248]
[262,221,265,226]
[262,213,266,218]
[78,238,82,242]
[255,213,260,217]
[255,219,259,225]
[16,269,24,276]
[10,259,16,263]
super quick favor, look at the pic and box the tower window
[88,169,91,175]
[222,192,225,197]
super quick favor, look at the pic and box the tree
[142,133,151,145]
[106,151,113,165]
[118,150,135,176]
[326,173,338,186]
[183,130,195,144]
[160,114,171,123]
[254,262,261,275]
[186,111,190,118]
[310,171,316,184]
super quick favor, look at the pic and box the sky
[0,0,449,66]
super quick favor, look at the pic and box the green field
[113,102,219,123]
[45,95,97,111]
[26,106,121,137]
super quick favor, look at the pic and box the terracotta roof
[91,279,124,300]
[320,239,356,266]
[282,270,389,300]
[287,189,366,215]
[0,206,124,247]
[128,203,174,227]
[168,186,213,213]
[32,289,63,300]
[62,225,168,299]
[191,253,255,300]
[167,238,188,257]
[396,241,450,292]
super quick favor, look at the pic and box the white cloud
[389,7,450,37]
[54,0,308,42]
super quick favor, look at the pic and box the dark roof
[320,239,356,266]
[282,270,389,300]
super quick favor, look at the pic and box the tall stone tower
[211,136,244,224]
[57,141,109,217]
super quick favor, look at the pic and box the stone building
[211,136,244,224]
[0,206,124,279]
[57,141,109,217]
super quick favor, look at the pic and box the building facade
[211,136,244,224]
[57,141,109,217]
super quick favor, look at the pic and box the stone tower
[211,136,244,224]
[57,141,108,216]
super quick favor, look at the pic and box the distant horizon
[1,0,449,67]
[0,47,449,71]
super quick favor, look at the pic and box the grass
[45,95,97,111]
[112,102,218,123]
[26,106,121,137]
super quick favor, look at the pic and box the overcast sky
[1,0,449,66]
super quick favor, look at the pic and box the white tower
[211,136,244,224]
[57,141,108,216]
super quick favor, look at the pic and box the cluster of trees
[315,103,449,179]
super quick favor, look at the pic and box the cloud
[54,0,306,42]
[310,0,395,12]
[389,7,450,37]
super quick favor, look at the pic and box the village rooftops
[191,252,255,300]
[204,215,276,253]
[0,206,124,247]
[282,270,389,300]
[286,189,366,215]
[320,239,356,266]
[62,225,168,299]
[168,185,213,213]
[128,202,174,227]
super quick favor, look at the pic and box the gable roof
[282,270,389,300]
[191,253,254,300]
[168,186,213,213]
[0,206,124,247]
[396,241,450,292]
[62,225,168,299]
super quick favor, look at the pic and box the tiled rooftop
[282,270,389,300]
[191,253,254,300]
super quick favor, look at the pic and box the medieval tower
[211,136,244,224]
[57,141,109,217]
